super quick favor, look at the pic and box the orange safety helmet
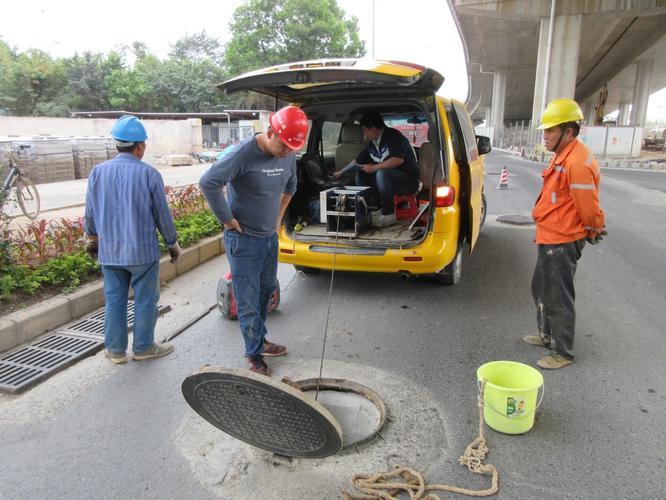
[268,106,309,150]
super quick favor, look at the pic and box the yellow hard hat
[538,98,584,129]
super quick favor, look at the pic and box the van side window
[322,121,342,158]
[451,102,479,163]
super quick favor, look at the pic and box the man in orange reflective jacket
[524,99,606,370]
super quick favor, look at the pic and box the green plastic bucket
[477,361,544,435]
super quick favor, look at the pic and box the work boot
[132,342,174,361]
[248,355,269,376]
[372,212,397,228]
[537,352,573,370]
[105,350,128,364]
[523,335,550,348]
[263,339,287,357]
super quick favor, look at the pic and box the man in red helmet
[200,105,308,376]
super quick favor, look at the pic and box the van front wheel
[434,242,464,286]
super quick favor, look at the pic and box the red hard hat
[269,106,309,150]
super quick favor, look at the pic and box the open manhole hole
[181,367,386,458]
[287,377,386,450]
[496,214,534,225]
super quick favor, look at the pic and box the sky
[0,0,664,120]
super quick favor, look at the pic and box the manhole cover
[496,214,534,225]
[181,367,342,458]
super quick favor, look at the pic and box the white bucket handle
[477,378,545,418]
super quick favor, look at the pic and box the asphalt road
[0,151,664,499]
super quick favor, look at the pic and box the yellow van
[218,59,490,285]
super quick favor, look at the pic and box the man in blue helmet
[84,115,181,364]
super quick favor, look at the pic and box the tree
[224,0,366,77]
[151,59,227,112]
[169,31,225,66]
[5,49,67,116]
[63,52,109,111]
[0,40,17,114]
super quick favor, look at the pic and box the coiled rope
[342,380,499,499]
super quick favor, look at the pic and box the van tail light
[434,183,455,207]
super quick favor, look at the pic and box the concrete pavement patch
[175,359,450,498]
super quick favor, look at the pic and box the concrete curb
[0,235,225,354]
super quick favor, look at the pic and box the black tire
[434,240,464,286]
[294,265,319,274]
[16,178,40,219]
[480,192,487,229]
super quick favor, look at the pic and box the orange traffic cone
[497,166,509,189]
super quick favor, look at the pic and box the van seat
[335,124,365,171]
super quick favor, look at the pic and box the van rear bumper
[278,231,458,275]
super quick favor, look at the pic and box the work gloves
[586,228,608,245]
[85,235,98,259]
[168,241,182,263]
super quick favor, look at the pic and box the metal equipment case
[319,186,372,237]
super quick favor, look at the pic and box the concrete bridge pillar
[618,101,631,126]
[630,58,654,127]
[490,67,507,145]
[583,100,595,125]
[531,14,582,127]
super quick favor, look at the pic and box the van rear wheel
[434,241,464,286]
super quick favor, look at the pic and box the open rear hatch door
[218,59,444,102]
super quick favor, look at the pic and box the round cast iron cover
[181,367,343,458]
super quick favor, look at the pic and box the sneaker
[105,350,128,364]
[248,355,269,376]
[523,335,550,347]
[373,212,397,228]
[537,352,573,370]
[263,339,287,357]
[132,342,174,361]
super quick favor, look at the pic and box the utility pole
[372,0,376,59]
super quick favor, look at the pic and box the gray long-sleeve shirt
[199,136,297,237]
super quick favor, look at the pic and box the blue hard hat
[111,115,148,142]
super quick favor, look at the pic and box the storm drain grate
[61,302,171,337]
[0,333,104,394]
[0,301,171,394]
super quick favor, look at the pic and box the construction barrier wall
[476,123,645,159]
[0,117,203,184]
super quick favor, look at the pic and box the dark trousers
[531,239,586,359]
[356,169,419,215]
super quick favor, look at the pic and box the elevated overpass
[450,0,666,140]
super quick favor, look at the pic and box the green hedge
[1,210,222,300]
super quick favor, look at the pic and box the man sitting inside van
[333,111,420,227]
